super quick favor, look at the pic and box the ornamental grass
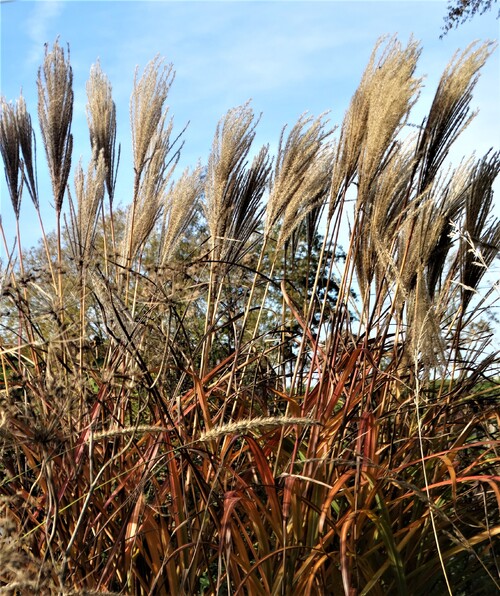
[0,37,499,595]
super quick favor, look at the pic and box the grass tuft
[0,37,499,595]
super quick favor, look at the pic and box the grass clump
[0,36,499,595]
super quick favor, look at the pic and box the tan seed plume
[130,55,174,184]
[197,416,321,443]
[204,101,262,262]
[265,112,333,241]
[70,149,106,265]
[16,95,38,209]
[417,41,496,190]
[160,164,203,268]
[120,56,178,267]
[37,39,73,214]
[0,98,21,218]
[86,60,118,202]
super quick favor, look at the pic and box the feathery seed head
[329,74,372,211]
[86,60,117,202]
[205,102,256,244]
[37,39,74,214]
[197,416,320,443]
[72,149,106,264]
[160,164,203,267]
[121,123,176,264]
[131,55,174,181]
[204,101,266,262]
[16,95,38,208]
[418,41,496,189]
[121,56,178,266]
[459,151,500,309]
[357,36,421,194]
[221,142,271,264]
[278,142,334,246]
[355,141,417,295]
[0,97,21,218]
[330,37,421,216]
[265,112,333,239]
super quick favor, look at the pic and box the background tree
[442,0,499,35]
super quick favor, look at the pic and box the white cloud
[25,0,64,65]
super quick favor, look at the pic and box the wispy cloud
[26,0,64,65]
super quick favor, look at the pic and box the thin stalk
[35,207,57,292]
[200,256,216,378]
[124,176,140,306]
[56,212,63,313]
[414,355,453,596]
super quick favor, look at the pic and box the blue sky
[0,0,499,257]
